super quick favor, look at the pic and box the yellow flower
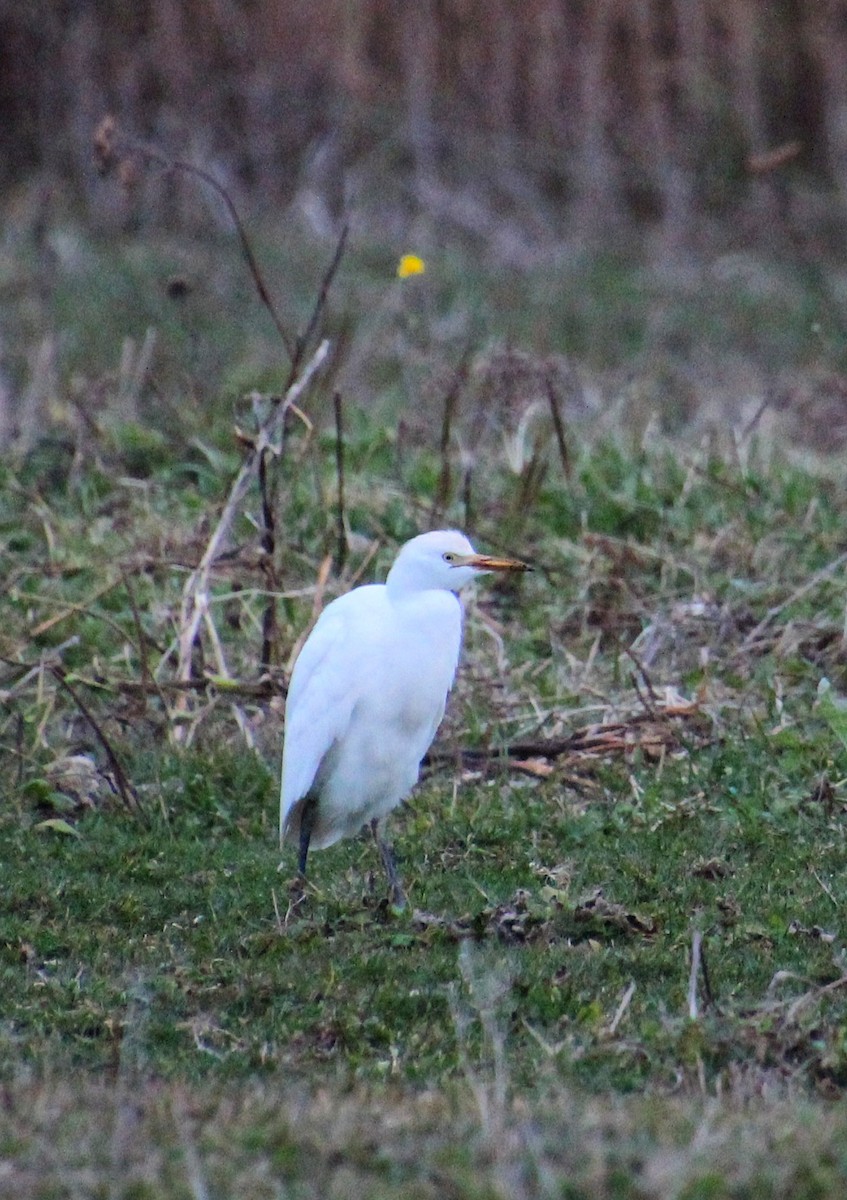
[396,253,426,279]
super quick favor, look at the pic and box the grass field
[3,213,847,1196]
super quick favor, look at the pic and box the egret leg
[371,819,406,910]
[298,795,318,877]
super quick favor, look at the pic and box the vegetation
[4,105,847,1186]
[2,221,847,1197]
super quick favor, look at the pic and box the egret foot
[372,819,407,910]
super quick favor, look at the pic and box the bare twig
[812,868,839,908]
[432,380,457,523]
[510,442,548,536]
[462,462,474,530]
[121,572,160,705]
[173,341,329,721]
[197,604,256,749]
[686,927,714,1019]
[545,372,572,480]
[28,578,124,638]
[608,980,636,1035]
[50,667,146,823]
[739,549,847,652]
[699,936,715,1009]
[94,116,294,359]
[290,223,349,382]
[285,554,334,672]
[49,675,279,698]
[687,928,702,1020]
[784,974,847,1025]
[431,356,470,524]
[253,219,348,642]
[424,703,706,769]
[0,639,80,698]
[738,387,774,443]
[626,648,659,718]
[257,446,278,673]
[333,391,348,572]
[746,140,802,175]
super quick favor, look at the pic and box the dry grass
[2,1072,847,1199]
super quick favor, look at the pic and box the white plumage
[279,529,527,903]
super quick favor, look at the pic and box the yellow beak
[459,553,531,573]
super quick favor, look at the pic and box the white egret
[279,529,529,906]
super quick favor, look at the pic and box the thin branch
[431,358,469,523]
[173,341,329,702]
[739,549,847,651]
[121,572,161,705]
[71,676,278,698]
[462,463,474,530]
[94,117,293,358]
[687,928,702,1020]
[424,704,706,769]
[257,446,278,672]
[545,372,572,479]
[333,391,348,572]
[290,223,349,382]
[699,934,715,1010]
[608,980,636,1035]
[785,973,847,1025]
[50,667,146,823]
[200,605,256,749]
[626,648,659,718]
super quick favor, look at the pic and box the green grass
[4,425,847,1193]
[3,733,846,1090]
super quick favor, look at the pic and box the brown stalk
[50,667,147,823]
[431,357,470,523]
[53,676,278,698]
[545,373,572,480]
[255,221,348,667]
[424,705,707,769]
[333,391,348,572]
[508,442,547,541]
[625,648,659,718]
[94,116,294,359]
[289,223,349,384]
[121,572,157,700]
[432,390,454,522]
[258,447,278,672]
[174,340,329,714]
[746,141,802,175]
[94,118,351,695]
[462,463,474,530]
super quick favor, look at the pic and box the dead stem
[290,223,349,383]
[545,371,572,480]
[49,667,146,823]
[431,355,470,524]
[333,391,348,573]
[174,341,329,736]
[94,116,294,359]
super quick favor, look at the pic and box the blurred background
[3,0,847,454]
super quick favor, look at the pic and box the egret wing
[279,591,376,841]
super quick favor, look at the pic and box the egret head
[386,530,529,594]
